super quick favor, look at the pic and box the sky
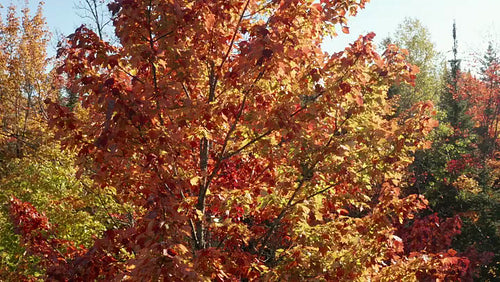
[322,0,500,69]
[2,0,500,70]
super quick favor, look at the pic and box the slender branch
[182,83,191,100]
[195,96,247,244]
[195,136,210,248]
[195,66,266,248]
[202,96,247,192]
[197,138,210,211]
[208,61,217,102]
[75,0,110,40]
[177,186,200,249]
[242,1,272,19]
[290,56,361,118]
[221,97,247,157]
[117,65,145,84]
[153,30,174,43]
[291,164,370,209]
[218,0,251,71]
[258,178,306,253]
[291,182,339,208]
[206,0,250,103]
[145,0,165,126]
[223,130,272,160]
[0,131,38,150]
[80,181,121,228]
[255,111,358,252]
[147,1,158,94]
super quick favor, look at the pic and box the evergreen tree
[476,42,499,156]
[410,23,500,280]
[439,22,472,130]
[480,42,498,76]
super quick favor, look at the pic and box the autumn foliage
[455,63,500,155]
[0,4,51,159]
[0,4,130,280]
[3,0,493,280]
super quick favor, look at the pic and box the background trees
[0,4,51,160]
[0,4,126,279]
[383,18,442,113]
[403,22,500,280]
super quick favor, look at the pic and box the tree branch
[258,178,306,254]
[218,0,251,71]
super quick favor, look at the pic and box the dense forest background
[0,0,498,281]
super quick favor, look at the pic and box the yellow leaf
[190,176,200,186]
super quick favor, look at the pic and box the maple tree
[5,0,486,280]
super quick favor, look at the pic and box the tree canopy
[1,0,498,281]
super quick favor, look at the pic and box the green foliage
[385,18,442,112]
[408,38,500,279]
[0,5,133,277]
[480,42,498,76]
[410,121,500,279]
[439,70,474,130]
[0,143,131,278]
